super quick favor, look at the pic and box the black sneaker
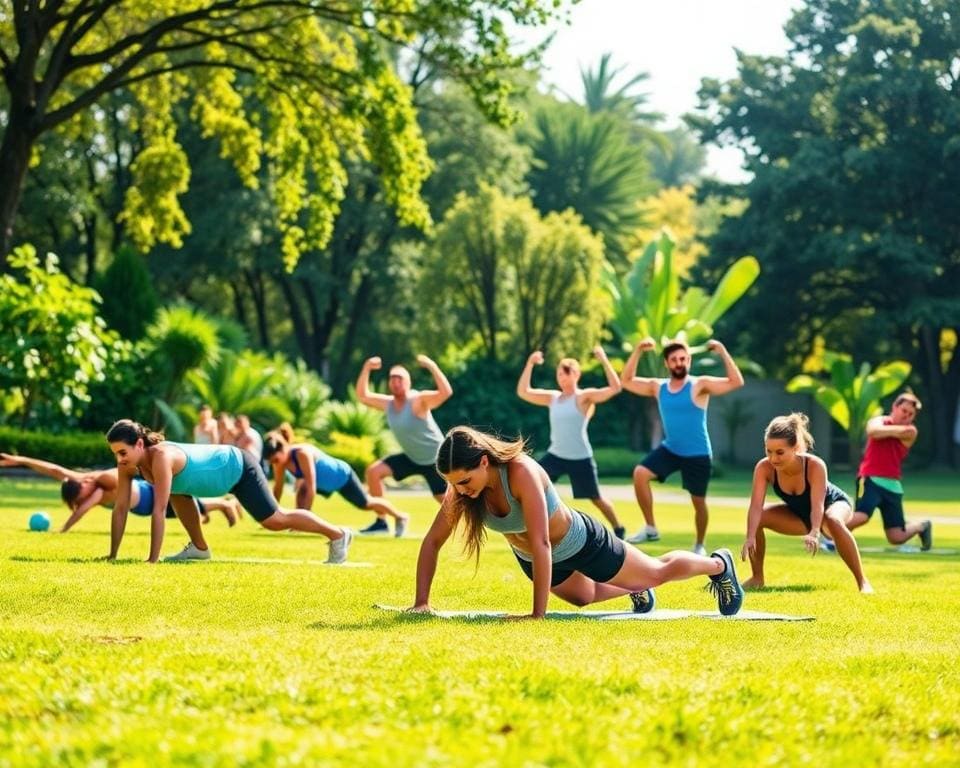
[614,525,626,540]
[359,518,390,535]
[919,520,933,551]
[708,548,744,616]
[629,588,656,614]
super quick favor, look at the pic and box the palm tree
[577,53,663,125]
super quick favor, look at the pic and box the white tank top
[547,394,592,460]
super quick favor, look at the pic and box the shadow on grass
[744,584,816,593]
[11,555,153,565]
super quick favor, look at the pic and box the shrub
[0,427,113,468]
[321,432,379,475]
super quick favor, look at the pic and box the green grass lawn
[1,476,959,766]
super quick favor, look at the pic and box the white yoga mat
[374,604,813,621]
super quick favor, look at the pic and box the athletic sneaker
[613,526,626,540]
[164,542,212,562]
[819,537,836,553]
[629,588,656,614]
[626,526,660,544]
[394,517,409,538]
[708,548,744,616]
[326,528,353,564]
[692,543,707,556]
[359,518,390,535]
[919,520,933,551]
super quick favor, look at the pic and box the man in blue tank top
[621,338,744,554]
[356,353,452,534]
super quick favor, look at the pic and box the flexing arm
[865,416,918,447]
[741,460,772,561]
[0,453,82,482]
[580,346,622,406]
[415,355,453,411]
[696,340,745,396]
[355,356,391,411]
[411,492,457,611]
[516,351,555,406]
[61,487,104,532]
[513,462,553,619]
[620,338,660,396]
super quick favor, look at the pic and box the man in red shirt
[848,391,932,549]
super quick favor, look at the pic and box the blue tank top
[168,442,243,497]
[289,447,351,494]
[772,457,849,517]
[547,394,592,460]
[658,380,711,457]
[385,397,444,466]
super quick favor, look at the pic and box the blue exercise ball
[29,511,51,532]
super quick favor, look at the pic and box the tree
[628,184,707,277]
[96,244,159,340]
[577,52,663,125]
[692,0,960,464]
[647,127,707,187]
[786,350,911,466]
[0,1,565,263]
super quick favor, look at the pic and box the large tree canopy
[692,0,960,463]
[0,0,565,264]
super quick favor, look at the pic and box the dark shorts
[384,453,447,496]
[318,470,369,510]
[514,511,627,587]
[782,484,852,531]
[538,453,601,499]
[640,445,712,497]
[855,476,906,530]
[229,450,281,522]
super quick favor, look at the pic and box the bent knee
[260,513,287,531]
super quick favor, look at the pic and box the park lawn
[1,477,959,767]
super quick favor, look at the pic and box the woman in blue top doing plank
[264,424,410,537]
[410,426,744,619]
[105,419,352,564]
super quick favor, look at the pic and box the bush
[321,432,378,475]
[0,427,113,468]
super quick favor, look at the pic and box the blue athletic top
[547,394,592,460]
[288,447,351,494]
[168,442,243,497]
[131,478,154,516]
[658,380,712,457]
[385,397,444,466]
[772,457,849,517]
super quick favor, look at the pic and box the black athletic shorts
[640,445,712,497]
[855,476,906,530]
[317,470,369,510]
[384,453,447,495]
[514,511,627,587]
[538,453,601,499]
[230,450,280,522]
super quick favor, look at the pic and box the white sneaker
[394,517,409,538]
[692,543,707,556]
[626,526,660,544]
[326,528,353,564]
[164,542,212,561]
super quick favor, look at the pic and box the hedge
[0,427,113,469]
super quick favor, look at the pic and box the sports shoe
[692,543,707,556]
[613,525,626,540]
[919,520,933,551]
[629,588,656,614]
[359,518,390,535]
[626,526,660,544]
[819,536,836,553]
[708,548,744,616]
[394,517,409,538]
[326,528,353,564]
[164,542,212,562]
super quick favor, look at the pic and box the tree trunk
[0,107,39,262]
[919,325,960,466]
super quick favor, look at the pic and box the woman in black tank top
[741,414,872,594]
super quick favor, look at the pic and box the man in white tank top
[517,346,627,538]
[356,354,452,536]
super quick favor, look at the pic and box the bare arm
[741,460,772,561]
[412,492,457,610]
[295,449,316,510]
[355,356,391,411]
[865,416,918,447]
[805,458,828,553]
[513,461,552,619]
[61,487,104,532]
[696,340,745,396]
[415,355,453,410]
[620,338,660,397]
[0,453,82,482]
[579,345,622,406]
[516,350,555,406]
[146,451,176,563]
[108,473,133,560]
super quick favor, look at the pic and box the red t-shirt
[858,418,910,479]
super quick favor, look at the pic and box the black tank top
[772,456,848,519]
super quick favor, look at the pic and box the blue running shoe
[629,588,656,614]
[708,548,744,616]
[819,537,836,553]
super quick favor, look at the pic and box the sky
[515,0,804,181]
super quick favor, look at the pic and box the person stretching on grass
[409,426,744,619]
[847,391,932,549]
[516,346,627,539]
[105,419,353,564]
[263,423,411,536]
[741,413,873,594]
[0,452,240,530]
